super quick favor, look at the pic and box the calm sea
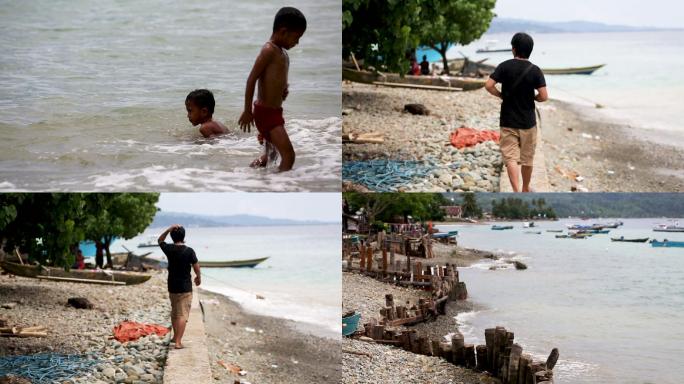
[438,218,684,384]
[110,225,341,339]
[0,0,340,191]
[438,31,684,148]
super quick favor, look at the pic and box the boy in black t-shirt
[158,224,201,349]
[485,32,548,192]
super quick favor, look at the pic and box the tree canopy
[343,0,496,74]
[344,193,448,224]
[0,193,159,268]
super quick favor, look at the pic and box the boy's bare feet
[250,155,268,168]
[174,343,184,349]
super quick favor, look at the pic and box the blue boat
[492,225,513,230]
[342,312,361,337]
[432,230,458,239]
[651,240,684,248]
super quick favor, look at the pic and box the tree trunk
[95,240,104,268]
[435,43,450,75]
[104,236,112,269]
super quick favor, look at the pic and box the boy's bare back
[199,120,228,138]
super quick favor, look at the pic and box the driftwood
[343,348,372,358]
[0,325,48,337]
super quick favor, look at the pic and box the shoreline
[199,289,341,384]
[342,81,684,192]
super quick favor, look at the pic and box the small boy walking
[158,224,201,349]
[238,7,307,172]
[485,32,548,192]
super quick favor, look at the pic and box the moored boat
[342,68,486,91]
[650,240,684,248]
[542,64,605,75]
[610,237,649,243]
[0,261,152,285]
[653,224,684,232]
[492,225,514,230]
[198,257,269,268]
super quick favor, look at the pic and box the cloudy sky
[494,0,683,28]
[157,193,341,222]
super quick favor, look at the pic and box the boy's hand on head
[239,111,254,132]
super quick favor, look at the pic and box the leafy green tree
[343,0,425,73]
[84,193,159,268]
[460,192,482,218]
[418,0,496,74]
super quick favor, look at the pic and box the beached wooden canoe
[0,261,152,285]
[198,257,269,268]
[610,237,649,243]
[342,68,486,91]
[542,64,605,75]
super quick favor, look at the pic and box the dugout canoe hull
[343,68,486,91]
[0,261,152,285]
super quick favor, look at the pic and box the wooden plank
[37,276,125,285]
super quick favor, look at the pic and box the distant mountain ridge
[151,211,338,228]
[487,17,675,34]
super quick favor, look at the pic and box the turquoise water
[433,31,684,147]
[0,0,341,191]
[437,218,684,384]
[111,225,341,338]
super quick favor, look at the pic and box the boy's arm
[192,263,201,286]
[157,224,180,244]
[535,86,548,102]
[239,45,278,132]
[485,78,502,99]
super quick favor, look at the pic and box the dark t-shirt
[490,59,546,129]
[159,242,198,293]
[420,60,430,75]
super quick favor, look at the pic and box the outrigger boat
[650,240,684,248]
[342,68,486,91]
[0,261,151,285]
[198,257,269,268]
[653,224,684,232]
[542,64,605,75]
[546,230,564,233]
[610,237,649,243]
[491,225,513,230]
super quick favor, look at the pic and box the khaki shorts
[169,292,192,320]
[500,126,537,166]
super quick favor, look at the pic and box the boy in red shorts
[238,7,306,172]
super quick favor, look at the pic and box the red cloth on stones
[113,321,170,342]
[450,126,500,149]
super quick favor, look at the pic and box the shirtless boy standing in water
[238,7,306,172]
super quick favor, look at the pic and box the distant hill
[487,18,670,34]
[151,211,338,228]
[445,193,684,218]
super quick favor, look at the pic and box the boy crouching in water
[186,89,228,138]
[238,7,306,172]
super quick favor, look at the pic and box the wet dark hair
[185,89,215,114]
[170,226,185,243]
[511,32,534,59]
[273,7,307,33]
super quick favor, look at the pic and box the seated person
[185,89,228,138]
[420,55,430,75]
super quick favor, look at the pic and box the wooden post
[382,247,388,274]
[464,344,476,368]
[359,245,366,270]
[390,245,395,269]
[451,333,465,366]
[508,343,523,384]
[545,348,559,370]
[371,325,385,340]
[525,362,544,384]
[485,328,495,373]
[502,332,514,381]
[440,342,453,363]
[518,354,531,384]
[399,331,410,350]
[494,327,507,376]
[476,345,487,371]
[431,340,442,359]
[366,247,373,273]
[409,331,420,354]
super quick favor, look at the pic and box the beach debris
[513,261,528,270]
[450,126,500,149]
[571,185,589,192]
[217,360,242,375]
[342,108,353,116]
[0,325,48,338]
[1,303,17,310]
[628,164,635,171]
[291,358,299,364]
[255,294,265,300]
[244,327,256,333]
[342,349,373,359]
[342,160,437,192]
[342,132,384,144]
[270,364,278,369]
[0,353,100,383]
[607,170,615,175]
[404,104,430,115]
[67,297,93,309]
[581,133,593,139]
[575,176,585,182]
[112,321,169,342]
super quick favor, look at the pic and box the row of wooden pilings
[360,312,557,384]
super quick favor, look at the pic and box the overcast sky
[494,0,683,28]
[157,193,341,222]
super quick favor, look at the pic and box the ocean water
[437,218,684,384]
[0,0,341,191]
[111,225,341,338]
[442,31,684,147]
